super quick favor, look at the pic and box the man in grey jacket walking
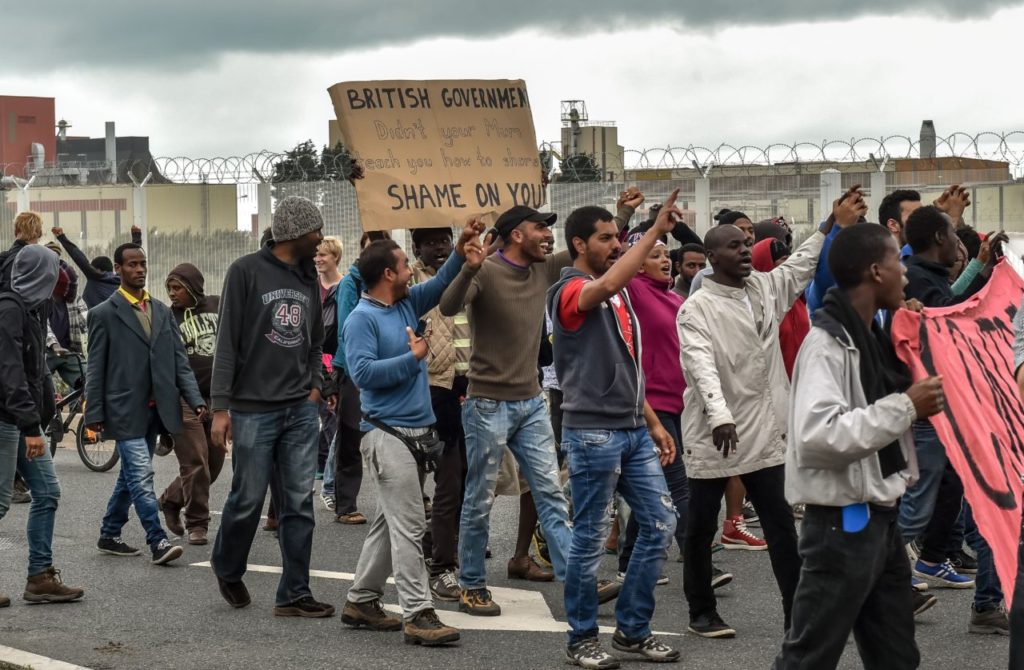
[774,223,945,670]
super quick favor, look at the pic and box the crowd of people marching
[1,179,1022,669]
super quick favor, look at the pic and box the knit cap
[272,196,324,242]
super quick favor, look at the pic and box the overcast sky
[3,1,1022,162]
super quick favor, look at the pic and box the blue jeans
[212,401,318,606]
[563,426,675,645]
[962,503,1003,610]
[100,412,165,550]
[898,423,947,544]
[0,421,62,576]
[459,394,572,589]
[321,434,337,497]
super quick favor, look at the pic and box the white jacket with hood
[785,316,919,506]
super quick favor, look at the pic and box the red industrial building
[0,96,55,170]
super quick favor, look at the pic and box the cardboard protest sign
[892,262,1024,606]
[327,79,544,231]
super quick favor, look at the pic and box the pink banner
[892,262,1024,607]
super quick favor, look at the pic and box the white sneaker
[320,493,336,512]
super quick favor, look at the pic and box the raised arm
[410,219,483,316]
[53,228,104,281]
[766,185,865,320]
[576,190,682,312]
[438,263,482,316]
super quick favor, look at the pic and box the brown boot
[162,504,185,537]
[24,567,84,604]
[0,594,9,608]
[187,528,208,545]
[341,599,402,631]
[403,608,460,646]
[507,555,554,582]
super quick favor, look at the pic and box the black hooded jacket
[166,263,219,401]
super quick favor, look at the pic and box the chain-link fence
[3,131,1023,301]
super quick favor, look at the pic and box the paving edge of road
[0,644,91,670]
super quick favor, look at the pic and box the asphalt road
[0,445,1011,669]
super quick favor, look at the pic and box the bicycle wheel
[76,420,120,472]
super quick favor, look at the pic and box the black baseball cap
[494,206,557,240]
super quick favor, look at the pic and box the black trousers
[429,377,468,575]
[683,464,801,626]
[773,505,919,670]
[333,375,364,515]
[316,399,337,472]
[619,410,688,572]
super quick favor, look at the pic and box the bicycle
[45,352,120,472]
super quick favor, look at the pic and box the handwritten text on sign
[328,80,544,231]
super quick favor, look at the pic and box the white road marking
[0,644,91,669]
[190,561,680,636]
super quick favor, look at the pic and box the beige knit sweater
[438,204,635,401]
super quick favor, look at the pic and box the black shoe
[688,612,736,638]
[711,565,733,590]
[11,479,31,504]
[429,570,461,602]
[913,591,938,616]
[97,537,141,557]
[611,629,680,662]
[596,579,621,604]
[274,595,335,618]
[566,638,620,669]
[404,608,460,646]
[950,549,979,575]
[151,540,183,565]
[217,577,251,608]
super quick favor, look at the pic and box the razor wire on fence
[3,131,1023,184]
[2,130,1024,301]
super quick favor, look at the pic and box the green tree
[554,153,602,183]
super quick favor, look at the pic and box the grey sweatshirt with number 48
[211,242,324,412]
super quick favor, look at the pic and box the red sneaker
[721,515,767,550]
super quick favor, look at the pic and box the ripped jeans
[459,394,572,589]
[562,425,676,645]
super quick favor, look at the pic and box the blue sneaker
[911,576,929,592]
[914,559,975,589]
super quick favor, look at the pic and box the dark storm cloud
[11,0,1022,71]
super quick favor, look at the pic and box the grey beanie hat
[272,196,324,242]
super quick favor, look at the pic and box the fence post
[819,169,842,223]
[14,175,35,214]
[870,169,887,223]
[130,172,152,254]
[694,172,711,238]
[257,183,272,236]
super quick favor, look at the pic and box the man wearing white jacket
[677,186,865,638]
[774,223,944,670]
